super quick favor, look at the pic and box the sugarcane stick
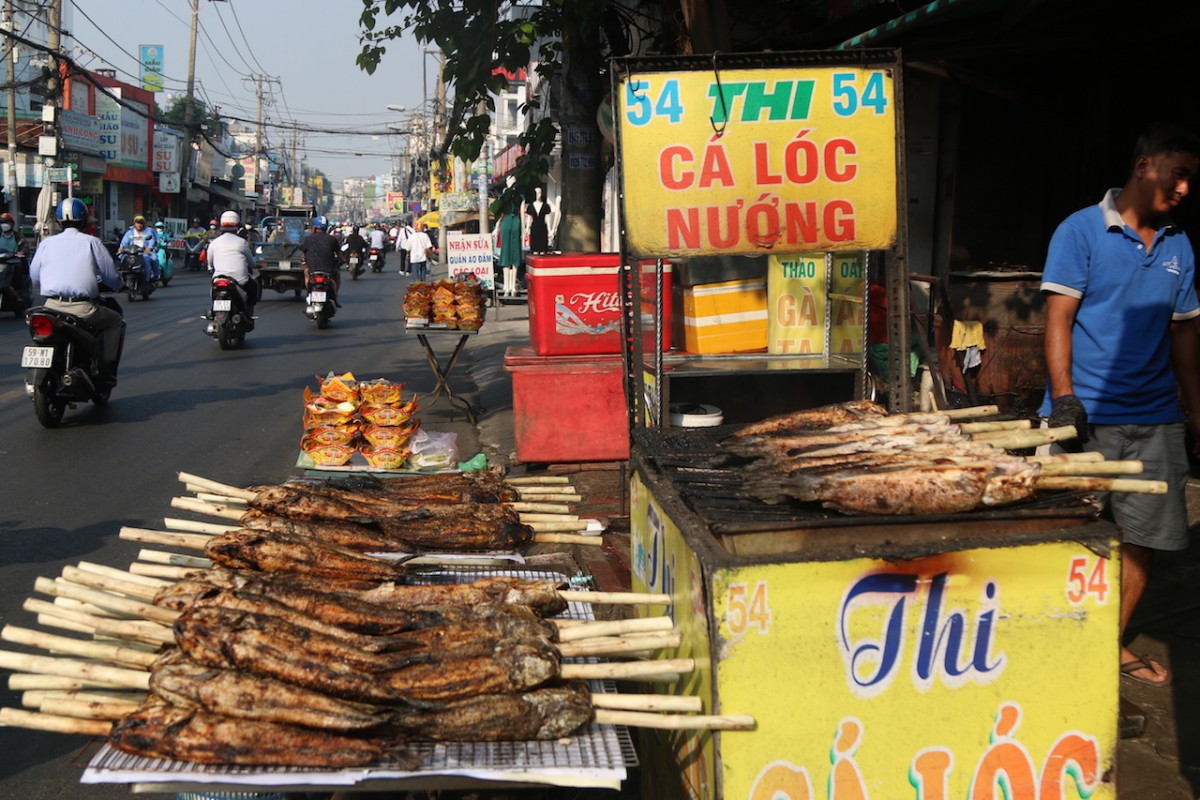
[516,494,582,503]
[528,522,588,533]
[507,476,572,485]
[593,709,755,731]
[25,599,174,647]
[941,405,1000,419]
[120,526,210,551]
[977,426,1077,449]
[515,485,580,496]
[61,566,159,603]
[555,617,675,642]
[535,534,603,547]
[37,577,180,625]
[137,549,213,568]
[0,707,112,736]
[164,517,235,535]
[130,562,197,580]
[0,651,150,689]
[1,625,158,670]
[10,673,128,691]
[1026,452,1105,464]
[957,419,1031,433]
[561,658,694,681]
[591,693,703,713]
[23,690,146,708]
[560,590,672,606]
[40,697,142,721]
[177,471,257,501]
[1036,477,1168,495]
[171,496,245,520]
[520,513,581,523]
[1037,460,1144,476]
[509,502,572,513]
[558,632,682,658]
[53,596,121,620]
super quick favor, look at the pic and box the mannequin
[496,176,524,296]
[523,187,555,254]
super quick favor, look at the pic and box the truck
[252,205,314,298]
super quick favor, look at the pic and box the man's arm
[1170,318,1200,455]
[1044,292,1081,399]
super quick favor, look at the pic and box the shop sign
[618,62,898,257]
[119,98,150,170]
[439,191,474,213]
[493,143,525,177]
[60,109,101,155]
[712,542,1118,799]
[152,130,180,173]
[385,191,405,212]
[139,45,165,93]
[445,232,494,289]
[159,172,180,193]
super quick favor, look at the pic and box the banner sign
[617,57,899,257]
[60,109,102,155]
[152,130,180,173]
[445,232,494,289]
[140,45,165,93]
[385,191,405,213]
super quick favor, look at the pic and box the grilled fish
[728,400,888,438]
[203,529,408,580]
[111,696,416,767]
[388,682,594,741]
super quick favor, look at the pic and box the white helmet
[220,210,240,228]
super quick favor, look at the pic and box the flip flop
[1120,656,1172,688]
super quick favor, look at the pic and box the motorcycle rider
[300,215,342,296]
[0,211,31,300]
[344,225,367,270]
[367,223,388,270]
[184,217,206,270]
[29,198,124,385]
[119,215,159,282]
[153,220,173,279]
[206,210,259,326]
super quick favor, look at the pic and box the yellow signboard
[830,252,865,354]
[618,65,898,258]
[768,254,827,354]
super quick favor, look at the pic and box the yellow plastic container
[681,278,768,353]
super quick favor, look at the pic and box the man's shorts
[1086,423,1190,551]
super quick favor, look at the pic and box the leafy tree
[357,0,607,213]
[156,95,222,134]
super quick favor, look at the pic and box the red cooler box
[504,346,629,462]
[527,253,672,356]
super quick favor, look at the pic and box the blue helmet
[56,197,88,223]
[312,215,329,230]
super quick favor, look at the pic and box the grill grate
[82,569,638,790]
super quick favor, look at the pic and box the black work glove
[1049,394,1089,443]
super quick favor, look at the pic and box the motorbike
[116,247,155,301]
[184,239,206,272]
[304,270,337,329]
[21,298,125,428]
[0,251,32,317]
[205,275,253,350]
[348,251,364,281]
[367,248,384,273]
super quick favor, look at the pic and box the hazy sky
[67,0,431,185]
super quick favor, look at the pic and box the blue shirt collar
[1100,188,1177,234]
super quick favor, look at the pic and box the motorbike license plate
[309,291,327,303]
[21,346,54,368]
[213,299,232,311]
[276,262,292,270]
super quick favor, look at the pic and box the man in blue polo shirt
[1042,123,1200,689]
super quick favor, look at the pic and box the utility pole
[4,0,18,217]
[182,0,199,226]
[433,49,446,265]
[42,0,61,236]
[244,73,279,202]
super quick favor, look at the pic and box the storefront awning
[205,181,252,208]
[834,0,1005,49]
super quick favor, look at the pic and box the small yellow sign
[618,64,898,258]
[767,254,826,355]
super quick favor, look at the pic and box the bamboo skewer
[121,526,211,551]
[554,617,675,641]
[509,502,572,514]
[1026,452,1105,464]
[558,632,682,658]
[61,566,159,602]
[1036,477,1168,495]
[590,694,702,713]
[24,599,175,647]
[36,577,180,625]
[1,625,159,670]
[172,496,244,520]
[40,697,142,721]
[506,476,572,486]
[35,615,95,636]
[0,707,113,736]
[0,651,151,690]
[942,404,1000,419]
[22,690,146,708]
[164,517,237,535]
[177,472,256,501]
[520,513,581,523]
[137,549,213,568]
[534,533,603,546]
[9,674,130,691]
[1037,460,1144,476]
[77,561,172,590]
[975,425,1077,450]
[129,563,198,580]
[957,419,1031,433]
[560,590,671,606]
[593,709,754,731]
[561,658,694,681]
[196,492,247,506]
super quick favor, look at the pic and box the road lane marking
[178,316,197,325]
[0,386,28,404]
[138,332,162,341]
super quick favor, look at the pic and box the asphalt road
[0,263,437,798]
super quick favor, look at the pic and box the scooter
[155,241,173,287]
[304,270,337,329]
[184,238,206,272]
[116,247,154,301]
[21,298,125,428]
[368,248,384,273]
[0,251,32,317]
[205,275,253,349]
[348,252,364,281]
